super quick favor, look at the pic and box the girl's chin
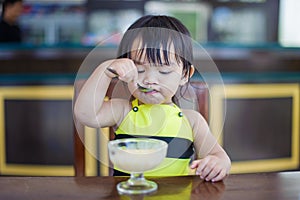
[138,99,162,105]
[132,92,171,105]
[135,96,164,105]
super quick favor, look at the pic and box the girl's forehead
[130,38,177,62]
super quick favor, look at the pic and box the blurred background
[0,0,299,176]
[1,0,299,46]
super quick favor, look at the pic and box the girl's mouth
[137,83,155,93]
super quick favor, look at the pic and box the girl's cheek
[127,83,138,95]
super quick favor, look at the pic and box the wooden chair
[73,79,209,176]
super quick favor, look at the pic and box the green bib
[115,99,194,176]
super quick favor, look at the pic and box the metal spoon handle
[107,68,119,77]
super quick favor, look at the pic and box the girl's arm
[184,110,231,182]
[74,59,137,128]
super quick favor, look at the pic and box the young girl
[74,15,231,182]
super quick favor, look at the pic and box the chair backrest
[73,80,209,176]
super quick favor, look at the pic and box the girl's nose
[142,71,158,85]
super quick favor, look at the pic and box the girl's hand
[190,155,229,182]
[104,58,138,83]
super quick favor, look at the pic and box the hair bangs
[120,28,185,67]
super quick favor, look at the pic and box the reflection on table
[0,172,300,200]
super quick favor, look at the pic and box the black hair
[116,15,194,106]
[1,0,22,18]
[117,15,193,79]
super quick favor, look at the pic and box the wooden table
[0,172,300,200]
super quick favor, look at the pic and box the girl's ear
[189,65,195,78]
[180,65,195,86]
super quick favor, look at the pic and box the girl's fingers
[106,58,137,82]
[193,159,209,177]
[190,160,200,169]
[191,156,228,182]
[211,169,227,182]
[204,165,221,181]
[200,161,217,180]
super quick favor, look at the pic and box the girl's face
[127,48,188,105]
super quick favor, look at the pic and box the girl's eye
[136,64,145,73]
[159,71,172,75]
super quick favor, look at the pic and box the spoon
[107,68,153,92]
[137,83,154,93]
